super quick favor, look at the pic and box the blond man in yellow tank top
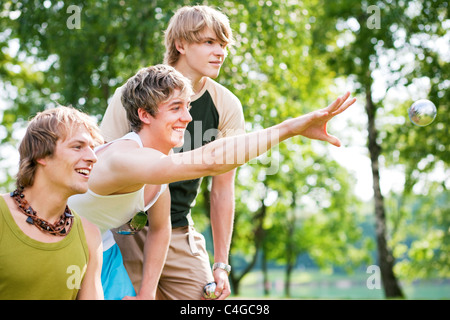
[0,106,103,300]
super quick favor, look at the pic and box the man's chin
[174,139,185,148]
[209,71,221,79]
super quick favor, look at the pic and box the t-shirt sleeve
[216,87,246,139]
[99,86,131,142]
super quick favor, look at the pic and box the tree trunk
[230,197,267,295]
[284,259,294,298]
[284,204,297,298]
[365,87,404,298]
[262,248,270,296]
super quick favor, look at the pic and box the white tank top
[68,132,167,250]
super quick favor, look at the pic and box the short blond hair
[121,64,193,132]
[17,106,103,188]
[164,5,234,66]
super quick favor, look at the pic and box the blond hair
[121,64,193,132]
[163,5,234,66]
[17,106,103,188]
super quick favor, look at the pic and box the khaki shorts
[113,225,214,300]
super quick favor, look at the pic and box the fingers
[324,95,355,147]
[326,91,350,110]
[324,92,356,118]
[325,92,346,109]
[201,284,230,300]
[340,91,351,102]
[325,96,342,113]
[289,92,354,147]
[212,280,224,299]
[215,282,231,300]
[325,134,342,147]
[331,96,356,116]
[212,277,231,300]
[203,269,231,300]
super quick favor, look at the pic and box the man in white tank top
[100,5,245,300]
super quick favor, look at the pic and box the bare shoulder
[79,217,102,246]
[1,193,13,206]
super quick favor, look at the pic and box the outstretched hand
[287,92,356,147]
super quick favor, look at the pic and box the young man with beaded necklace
[0,106,104,300]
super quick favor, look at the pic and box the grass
[230,269,450,300]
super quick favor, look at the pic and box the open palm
[289,92,356,147]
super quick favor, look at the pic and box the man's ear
[36,158,47,166]
[138,108,152,125]
[175,39,186,55]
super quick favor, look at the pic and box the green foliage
[317,0,449,282]
[1,0,448,296]
[390,187,450,280]
[2,0,178,117]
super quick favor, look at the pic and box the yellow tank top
[0,196,89,300]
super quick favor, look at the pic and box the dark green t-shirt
[169,91,219,227]
[169,78,244,228]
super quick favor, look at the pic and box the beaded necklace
[10,188,74,236]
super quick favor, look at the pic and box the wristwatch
[213,262,231,275]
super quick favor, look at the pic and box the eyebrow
[202,36,228,46]
[168,98,191,107]
[77,138,96,149]
[199,35,221,43]
[66,135,93,145]
[169,99,184,105]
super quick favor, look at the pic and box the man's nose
[182,107,192,122]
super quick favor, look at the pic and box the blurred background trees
[1,0,448,299]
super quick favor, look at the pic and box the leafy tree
[213,0,369,296]
[317,0,449,298]
[262,146,371,297]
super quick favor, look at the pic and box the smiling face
[16,106,103,190]
[39,125,97,197]
[146,89,193,153]
[122,64,194,136]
